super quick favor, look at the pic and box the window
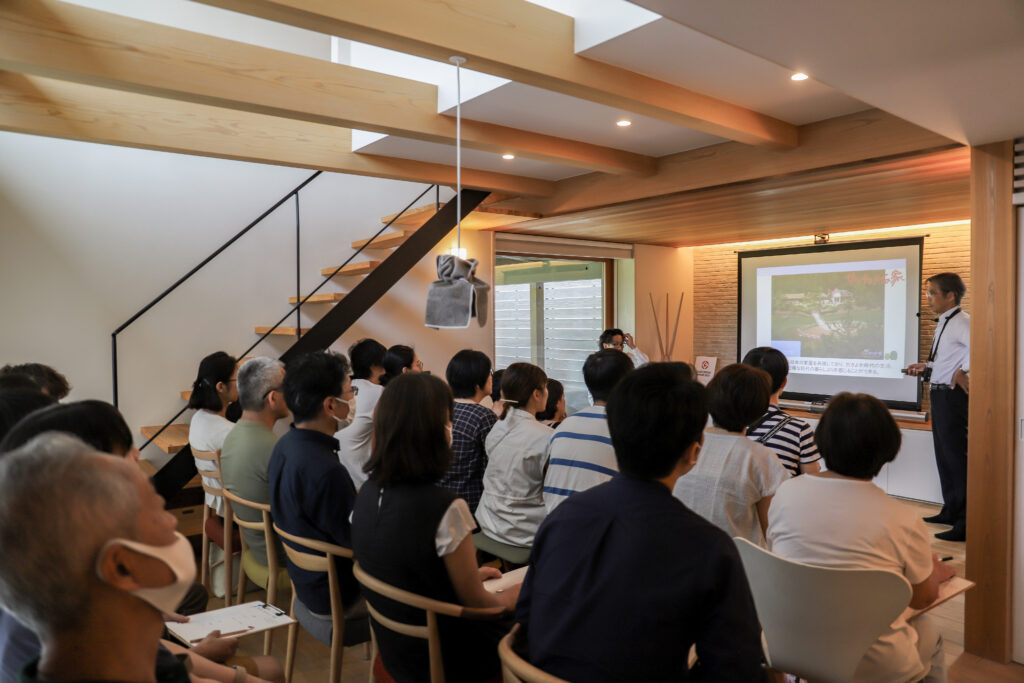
[495,256,610,413]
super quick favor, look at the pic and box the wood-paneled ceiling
[499,147,970,247]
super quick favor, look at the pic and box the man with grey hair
[220,357,289,569]
[0,433,195,682]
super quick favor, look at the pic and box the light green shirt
[220,420,283,566]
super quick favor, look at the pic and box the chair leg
[263,572,277,656]
[285,593,298,683]
[236,555,247,606]
[329,618,345,683]
[367,627,379,683]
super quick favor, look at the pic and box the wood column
[965,141,1017,660]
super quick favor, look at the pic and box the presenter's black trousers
[929,386,969,524]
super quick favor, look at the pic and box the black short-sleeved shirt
[516,474,763,682]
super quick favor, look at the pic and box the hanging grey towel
[425,254,490,329]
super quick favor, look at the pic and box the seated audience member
[220,358,289,569]
[0,402,283,683]
[337,338,387,488]
[0,390,55,441]
[476,363,553,548]
[535,379,566,428]
[542,350,634,513]
[598,328,649,367]
[488,368,505,417]
[517,363,763,682]
[187,351,238,597]
[0,376,42,394]
[742,347,822,475]
[352,373,516,682]
[270,351,363,644]
[673,363,789,546]
[767,393,955,683]
[188,351,238,517]
[0,363,70,400]
[437,350,498,513]
[379,344,422,385]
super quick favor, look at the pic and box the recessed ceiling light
[502,153,515,160]
[616,119,632,127]
[791,72,809,81]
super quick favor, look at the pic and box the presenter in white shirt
[906,273,969,541]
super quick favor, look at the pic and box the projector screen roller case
[738,238,922,409]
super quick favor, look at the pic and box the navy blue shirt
[269,426,360,614]
[516,475,763,682]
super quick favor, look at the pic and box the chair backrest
[498,624,568,683]
[272,523,351,623]
[222,487,273,548]
[352,562,505,683]
[191,449,225,499]
[734,538,912,683]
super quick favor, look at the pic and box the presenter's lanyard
[928,307,961,362]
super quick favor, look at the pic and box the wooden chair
[274,523,364,683]
[498,624,567,683]
[352,561,506,683]
[193,449,238,606]
[734,537,913,683]
[222,487,290,655]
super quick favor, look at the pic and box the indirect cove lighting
[791,72,809,81]
[502,153,515,160]
[616,119,632,127]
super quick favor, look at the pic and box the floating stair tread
[140,424,190,455]
[255,326,308,336]
[289,292,346,304]
[380,205,540,231]
[351,231,411,250]
[320,261,380,277]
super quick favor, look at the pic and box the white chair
[733,537,912,683]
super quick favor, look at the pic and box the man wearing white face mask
[269,351,367,646]
[0,433,195,682]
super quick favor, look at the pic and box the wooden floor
[215,500,1024,682]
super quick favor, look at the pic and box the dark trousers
[929,386,969,523]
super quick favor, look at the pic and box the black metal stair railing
[110,175,486,498]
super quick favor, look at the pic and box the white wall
[0,131,493,468]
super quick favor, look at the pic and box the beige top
[767,475,934,683]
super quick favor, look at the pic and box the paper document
[902,576,974,621]
[483,566,528,593]
[166,601,294,646]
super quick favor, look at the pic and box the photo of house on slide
[771,270,889,359]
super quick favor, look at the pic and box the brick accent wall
[693,222,971,408]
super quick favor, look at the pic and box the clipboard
[166,601,295,646]
[901,576,974,621]
[483,566,528,593]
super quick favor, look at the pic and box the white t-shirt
[672,427,789,546]
[189,409,234,515]
[767,475,934,683]
[337,379,384,489]
[476,408,554,548]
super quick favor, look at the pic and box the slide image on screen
[739,238,921,409]
[770,269,889,360]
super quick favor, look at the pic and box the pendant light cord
[450,56,466,252]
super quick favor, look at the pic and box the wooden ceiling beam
[0,0,652,176]
[191,0,799,149]
[498,109,962,216]
[0,72,555,197]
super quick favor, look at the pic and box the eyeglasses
[262,385,283,400]
[603,342,624,350]
[414,360,424,370]
[335,385,359,401]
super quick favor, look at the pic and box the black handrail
[126,179,439,451]
[111,171,322,407]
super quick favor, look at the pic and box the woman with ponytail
[379,344,422,386]
[475,362,553,549]
[187,351,238,597]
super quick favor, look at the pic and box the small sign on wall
[695,356,717,385]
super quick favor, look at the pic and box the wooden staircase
[140,190,494,461]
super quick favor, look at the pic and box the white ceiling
[629,0,1024,145]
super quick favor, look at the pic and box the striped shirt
[543,406,617,513]
[746,406,821,476]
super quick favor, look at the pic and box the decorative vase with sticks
[648,292,685,362]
